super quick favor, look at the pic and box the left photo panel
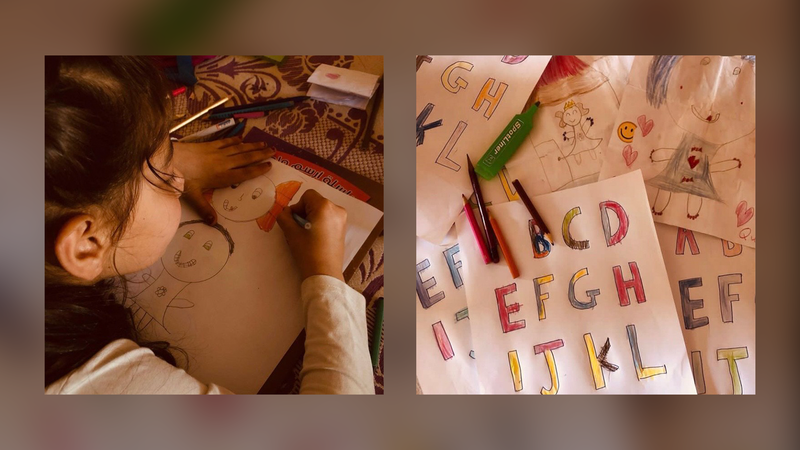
[45,56,385,394]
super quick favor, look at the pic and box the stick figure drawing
[645,56,754,220]
[128,220,235,332]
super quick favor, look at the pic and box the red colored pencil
[462,194,491,264]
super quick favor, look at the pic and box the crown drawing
[564,100,575,110]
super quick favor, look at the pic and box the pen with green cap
[474,101,540,180]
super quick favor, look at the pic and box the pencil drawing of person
[555,99,603,182]
[645,55,754,219]
[208,175,302,232]
[128,220,235,332]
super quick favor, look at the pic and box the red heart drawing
[736,201,754,227]
[325,73,341,80]
[687,155,700,169]
[637,114,654,137]
[622,145,638,167]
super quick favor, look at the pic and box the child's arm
[277,190,374,394]
[298,275,374,394]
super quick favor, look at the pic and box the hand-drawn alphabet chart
[126,161,383,394]
[456,171,695,394]
[599,56,755,247]
[416,55,550,244]
[655,223,755,394]
[505,56,634,195]
[416,235,481,394]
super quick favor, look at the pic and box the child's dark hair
[45,56,179,386]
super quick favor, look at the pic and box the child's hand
[173,137,275,225]
[277,190,347,282]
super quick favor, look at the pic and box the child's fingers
[229,148,275,168]
[230,161,272,181]
[182,189,218,225]
[215,136,243,149]
[226,142,268,155]
[276,205,299,234]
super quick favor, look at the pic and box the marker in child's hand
[292,212,312,230]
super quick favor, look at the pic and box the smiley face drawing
[163,221,235,283]
[617,121,636,143]
[208,175,302,232]
[128,220,235,333]
[212,176,277,222]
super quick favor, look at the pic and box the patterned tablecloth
[171,56,384,393]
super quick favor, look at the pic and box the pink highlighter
[462,194,491,264]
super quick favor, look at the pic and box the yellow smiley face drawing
[617,121,637,143]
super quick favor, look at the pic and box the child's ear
[54,214,110,282]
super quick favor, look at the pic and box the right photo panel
[415,55,755,395]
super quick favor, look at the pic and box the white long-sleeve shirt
[45,275,374,395]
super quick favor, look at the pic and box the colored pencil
[207,101,298,120]
[467,154,500,263]
[371,297,384,368]
[224,120,246,138]
[170,97,230,133]
[292,213,312,230]
[209,95,308,114]
[489,212,519,279]
[462,194,491,264]
[511,179,554,245]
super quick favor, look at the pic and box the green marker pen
[474,101,540,180]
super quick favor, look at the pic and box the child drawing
[128,220,235,332]
[556,99,602,157]
[645,56,754,219]
[208,175,302,232]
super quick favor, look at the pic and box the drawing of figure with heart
[207,175,302,232]
[645,55,754,220]
[128,220,235,332]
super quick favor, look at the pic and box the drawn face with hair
[562,103,584,127]
[212,175,277,222]
[665,56,756,144]
[162,222,233,283]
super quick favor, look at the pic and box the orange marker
[489,212,519,279]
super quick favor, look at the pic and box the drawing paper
[655,223,755,394]
[456,171,695,394]
[599,56,755,247]
[415,234,481,394]
[126,161,383,394]
[416,55,550,244]
[505,56,634,195]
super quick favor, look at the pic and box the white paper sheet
[505,56,634,194]
[655,223,755,394]
[125,161,383,394]
[415,233,481,394]
[599,56,755,247]
[416,55,550,244]
[455,171,695,394]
